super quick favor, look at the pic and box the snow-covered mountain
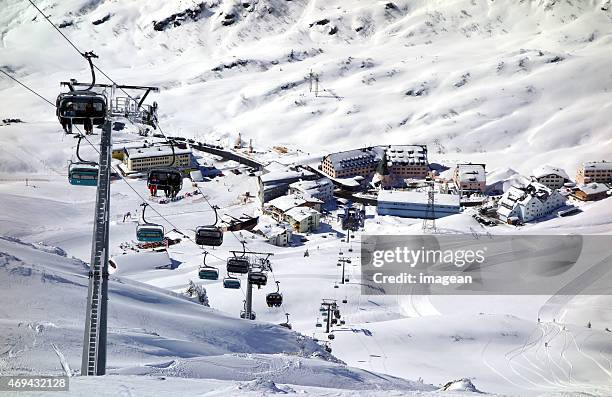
[1,1,612,396]
[1,0,612,175]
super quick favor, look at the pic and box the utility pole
[338,257,350,284]
[320,299,336,334]
[230,249,273,320]
[245,270,253,320]
[81,119,112,376]
[422,181,437,233]
[64,80,159,376]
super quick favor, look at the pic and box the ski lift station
[377,190,461,219]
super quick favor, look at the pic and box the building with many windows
[531,165,570,189]
[377,190,460,219]
[320,147,381,179]
[576,161,612,184]
[123,145,192,173]
[284,207,321,233]
[288,178,334,203]
[497,182,566,223]
[383,145,429,179]
[320,145,428,180]
[258,163,317,204]
[453,163,486,193]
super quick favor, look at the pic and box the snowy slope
[0,235,446,395]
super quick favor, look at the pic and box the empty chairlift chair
[68,135,99,186]
[195,226,223,246]
[223,276,241,289]
[136,203,164,242]
[248,271,267,288]
[68,162,98,186]
[198,251,219,280]
[227,257,250,274]
[199,266,219,280]
[195,205,223,246]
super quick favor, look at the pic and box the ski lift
[68,134,99,186]
[334,309,341,319]
[136,203,164,242]
[248,271,267,287]
[342,299,348,304]
[348,247,353,252]
[344,277,350,283]
[227,257,249,274]
[223,276,241,289]
[266,281,283,307]
[195,226,223,246]
[56,52,107,134]
[316,322,323,328]
[279,313,292,329]
[195,205,223,246]
[337,262,341,267]
[331,318,338,325]
[328,333,335,340]
[334,284,339,289]
[198,252,219,280]
[147,140,183,198]
[340,320,345,325]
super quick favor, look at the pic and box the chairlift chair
[68,135,99,186]
[316,322,323,328]
[136,203,164,242]
[56,91,107,132]
[56,52,107,134]
[147,168,183,197]
[223,276,241,289]
[328,334,335,340]
[248,271,267,287]
[195,205,223,246]
[334,309,341,319]
[195,226,224,246]
[227,257,250,274]
[266,281,283,307]
[199,267,219,280]
[68,161,98,186]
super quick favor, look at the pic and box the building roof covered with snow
[260,166,315,184]
[377,190,460,207]
[382,145,428,166]
[577,182,609,195]
[323,147,381,171]
[289,178,333,192]
[582,161,612,171]
[284,206,320,222]
[532,164,570,180]
[455,163,486,182]
[126,145,192,159]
